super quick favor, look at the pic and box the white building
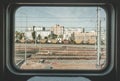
[51,24,64,35]
[63,27,83,40]
[25,31,33,40]
[25,26,51,40]
[36,30,51,39]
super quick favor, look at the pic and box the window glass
[15,6,106,70]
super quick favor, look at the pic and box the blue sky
[15,6,106,32]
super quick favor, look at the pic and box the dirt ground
[16,44,106,70]
[20,60,105,70]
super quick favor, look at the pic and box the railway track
[15,44,106,69]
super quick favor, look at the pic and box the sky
[15,6,106,32]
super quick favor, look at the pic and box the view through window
[14,7,106,70]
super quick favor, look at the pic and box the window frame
[6,2,115,76]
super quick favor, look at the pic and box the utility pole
[97,20,101,68]
[33,26,37,46]
[24,33,27,64]
[35,27,37,47]
[96,7,102,68]
[24,15,27,64]
[95,7,98,50]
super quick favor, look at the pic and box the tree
[15,31,19,40]
[59,35,63,38]
[32,31,36,40]
[15,31,23,40]
[52,34,57,39]
[37,34,41,40]
[48,32,58,39]
[44,36,48,39]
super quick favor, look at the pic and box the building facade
[51,24,64,36]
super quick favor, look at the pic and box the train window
[1,0,118,80]
[14,6,107,70]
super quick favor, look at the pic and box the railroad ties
[16,44,106,69]
[26,46,106,68]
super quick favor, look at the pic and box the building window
[14,6,106,70]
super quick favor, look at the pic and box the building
[25,26,51,40]
[63,27,83,40]
[36,30,51,39]
[73,31,97,44]
[25,31,33,40]
[51,24,64,36]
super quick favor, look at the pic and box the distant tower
[42,27,45,31]
[33,26,35,31]
[83,28,85,33]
